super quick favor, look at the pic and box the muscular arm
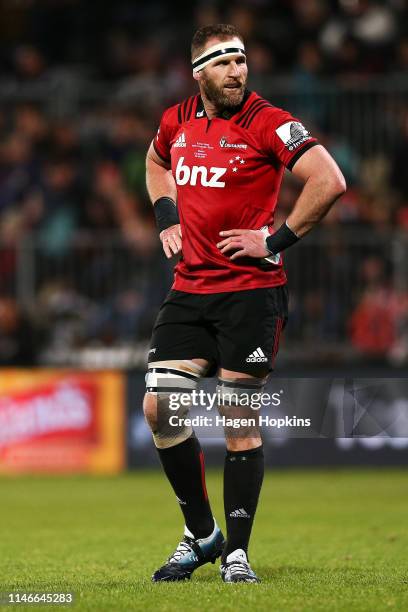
[217,144,346,259]
[146,142,181,258]
[286,144,346,237]
[146,142,177,202]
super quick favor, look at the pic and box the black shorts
[148,285,289,377]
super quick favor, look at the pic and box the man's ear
[193,71,201,82]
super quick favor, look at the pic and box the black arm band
[153,197,179,234]
[265,222,300,255]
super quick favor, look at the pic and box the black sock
[156,434,214,539]
[222,445,264,562]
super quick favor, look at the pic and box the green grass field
[0,469,407,611]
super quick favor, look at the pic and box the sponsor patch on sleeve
[276,121,312,151]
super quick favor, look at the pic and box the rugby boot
[152,519,225,582]
[220,549,260,583]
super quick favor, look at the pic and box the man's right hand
[160,224,182,258]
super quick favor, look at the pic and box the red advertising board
[0,370,125,474]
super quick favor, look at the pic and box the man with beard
[144,24,346,583]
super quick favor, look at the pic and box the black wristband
[153,197,179,234]
[265,222,300,255]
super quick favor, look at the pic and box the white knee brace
[216,376,268,408]
[145,360,205,449]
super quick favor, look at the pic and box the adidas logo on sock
[229,508,250,518]
[246,347,268,363]
[176,496,187,505]
[174,133,186,148]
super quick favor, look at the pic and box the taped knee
[217,377,267,440]
[145,360,205,449]
[145,359,204,394]
[216,376,268,410]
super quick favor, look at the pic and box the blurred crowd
[0,0,408,367]
[1,0,408,84]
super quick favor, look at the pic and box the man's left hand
[217,229,269,260]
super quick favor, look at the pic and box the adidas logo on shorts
[246,347,268,363]
[230,508,250,518]
[173,133,186,148]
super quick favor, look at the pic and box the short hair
[191,24,244,60]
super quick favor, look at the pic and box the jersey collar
[195,89,252,120]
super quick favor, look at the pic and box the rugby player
[144,24,346,583]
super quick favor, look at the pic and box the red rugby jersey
[153,90,318,294]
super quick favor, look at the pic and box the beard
[200,71,246,111]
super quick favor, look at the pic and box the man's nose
[228,61,240,77]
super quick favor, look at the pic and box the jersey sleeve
[152,107,178,164]
[258,108,318,171]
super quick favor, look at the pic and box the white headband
[192,41,246,73]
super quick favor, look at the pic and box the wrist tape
[265,222,299,255]
[153,197,179,234]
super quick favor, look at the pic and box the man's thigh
[212,285,289,377]
[148,289,217,366]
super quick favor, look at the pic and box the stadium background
[1,0,407,471]
[1,2,407,610]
